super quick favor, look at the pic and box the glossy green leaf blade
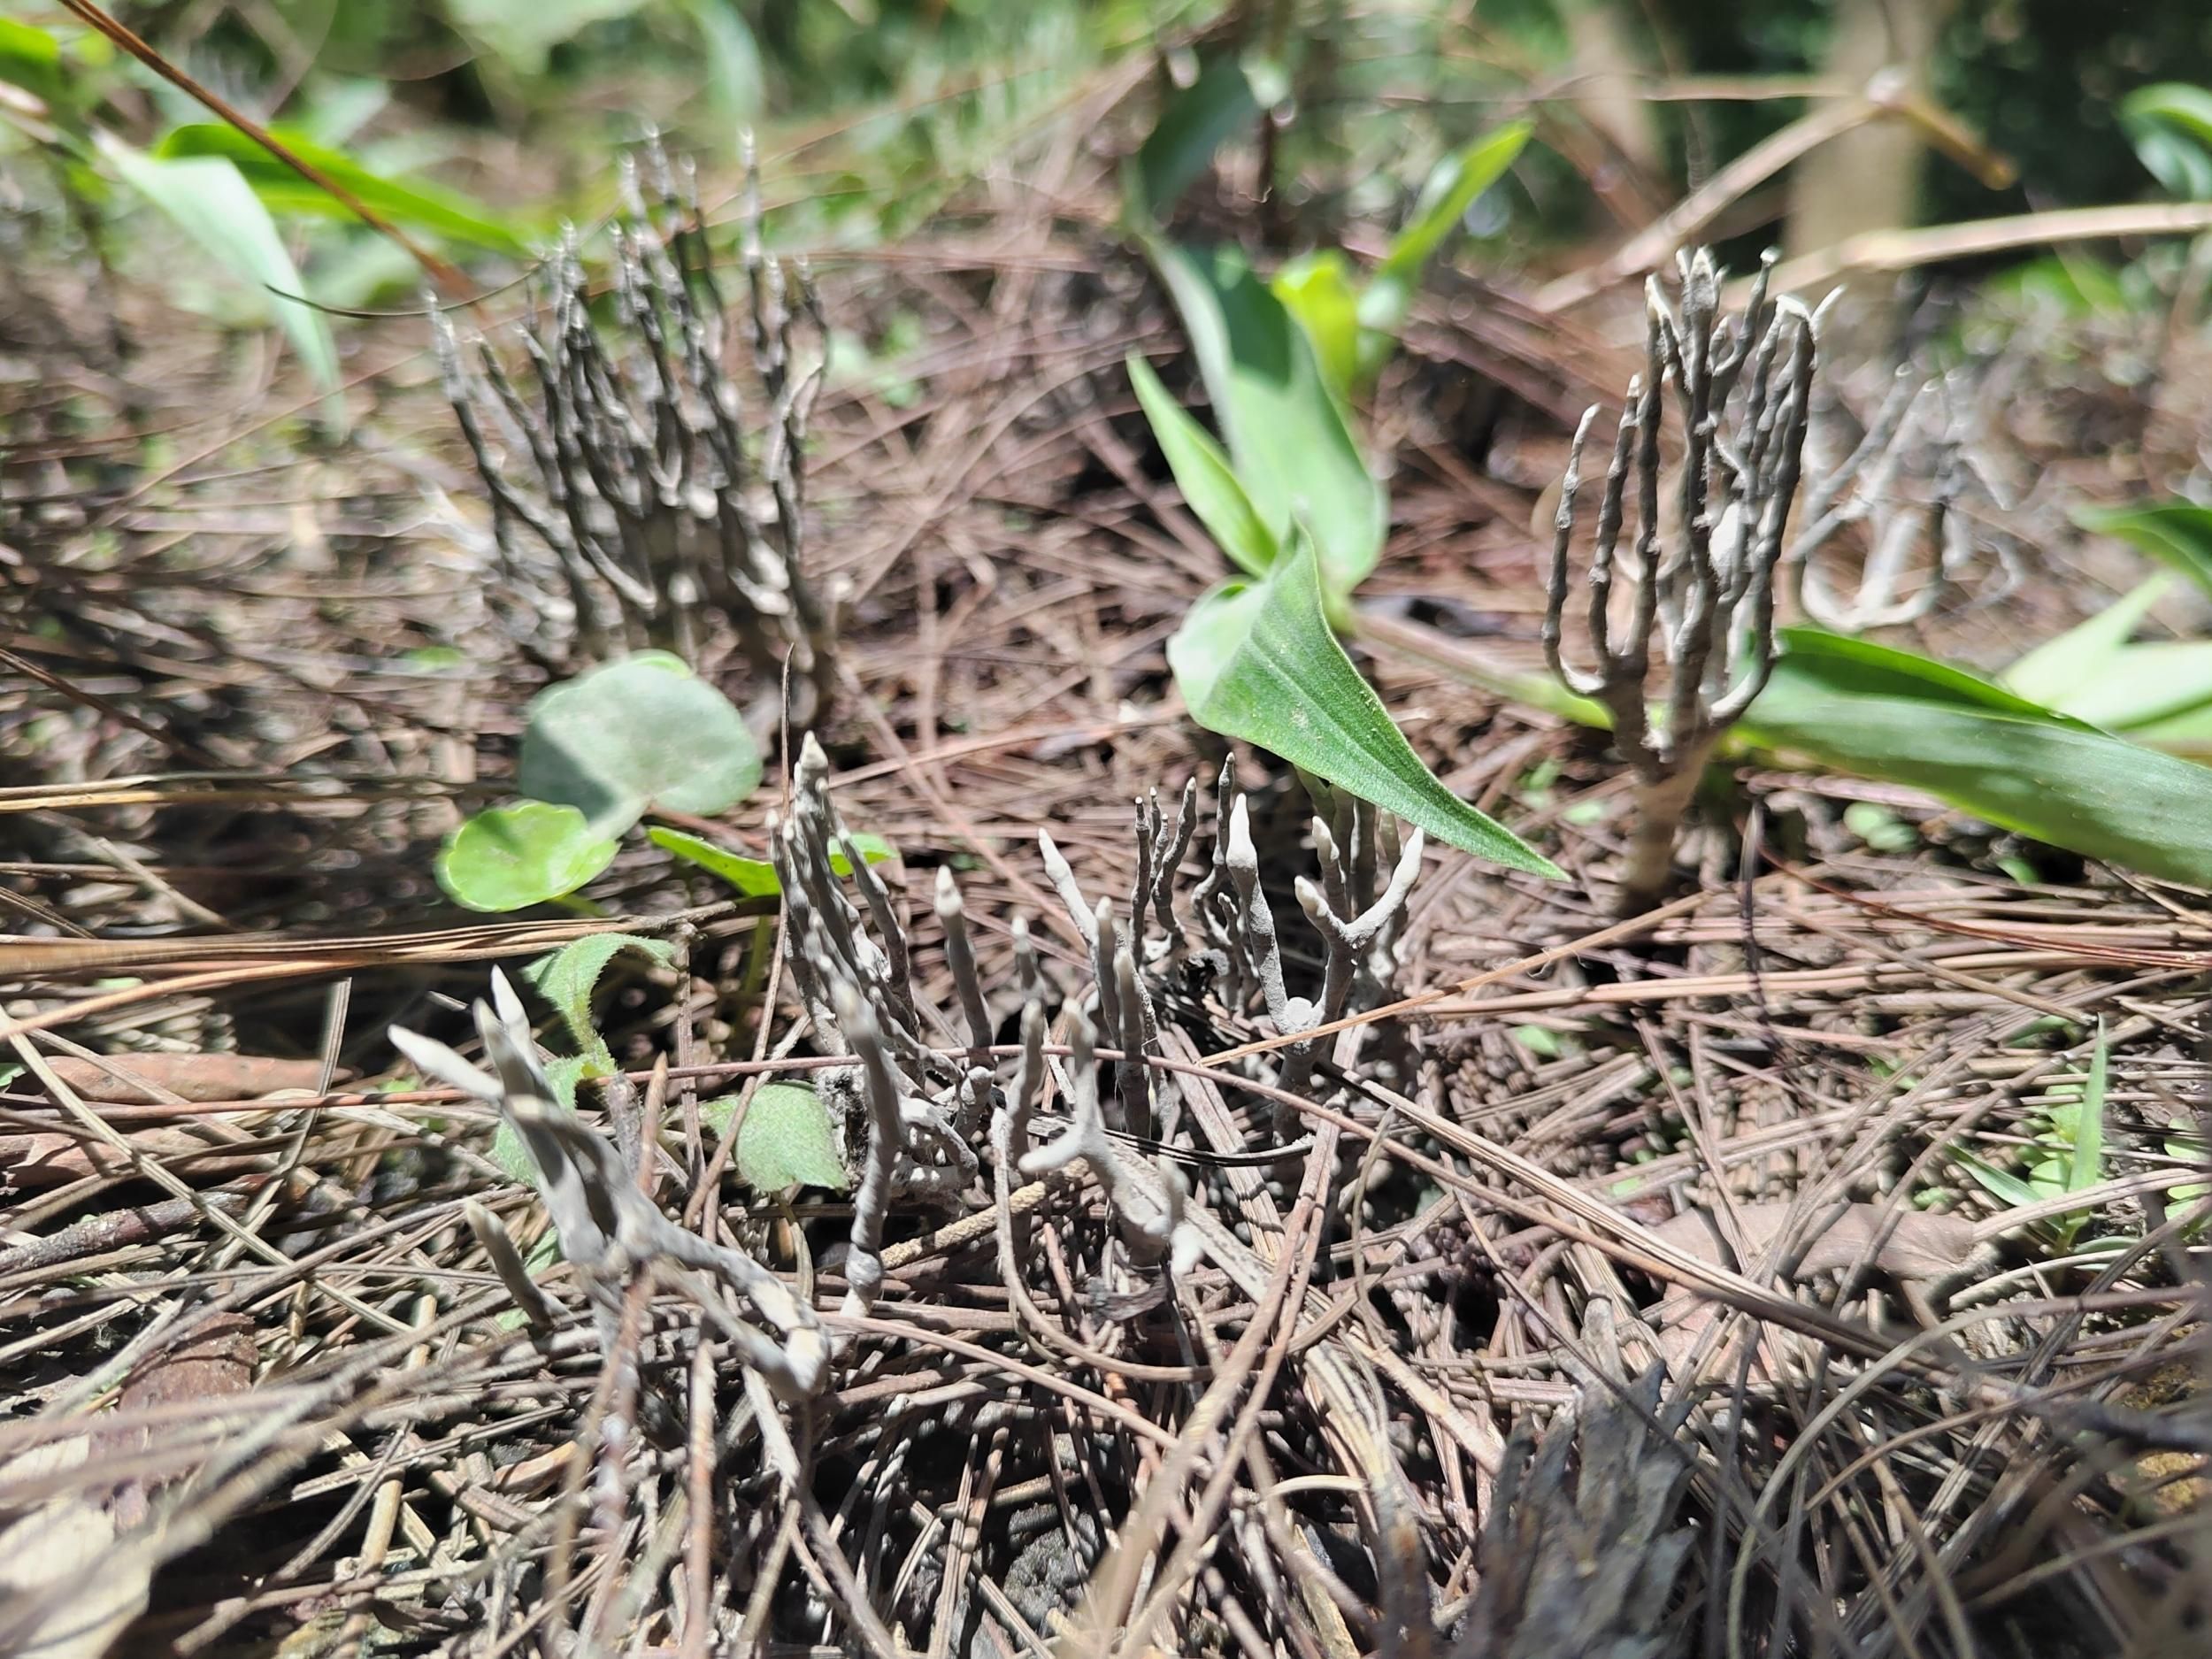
[104,142,341,406]
[435,802,618,912]
[1168,542,1562,875]
[2121,82,2212,197]
[155,124,530,255]
[1738,630,2212,887]
[1148,240,1386,597]
[726,1082,850,1193]
[520,653,761,837]
[2002,575,2171,706]
[2074,501,2212,601]
[1125,352,1278,577]
[1125,53,1286,225]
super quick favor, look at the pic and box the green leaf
[2050,640,2212,733]
[2121,83,2212,198]
[651,826,895,895]
[2074,501,2212,601]
[436,802,618,912]
[1124,52,1287,226]
[1378,122,1532,288]
[2062,1025,2109,1198]
[1737,628,2212,887]
[1269,250,1363,403]
[154,124,530,255]
[0,18,65,112]
[1167,539,1562,875]
[519,653,761,837]
[2003,576,2172,707]
[1148,241,1386,598]
[448,0,653,73]
[1957,1148,2044,1213]
[727,1082,850,1194]
[674,0,763,126]
[102,140,342,413]
[1125,352,1279,577]
[520,932,675,1068]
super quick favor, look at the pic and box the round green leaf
[436,802,618,912]
[727,1083,850,1194]
[519,653,762,835]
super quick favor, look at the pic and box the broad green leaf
[155,124,530,255]
[435,802,618,912]
[1124,52,1287,225]
[1167,540,1562,875]
[1125,352,1278,577]
[103,141,341,411]
[2121,83,2212,198]
[650,826,895,894]
[1737,628,2212,887]
[1148,241,1386,598]
[521,932,675,1068]
[519,653,761,837]
[2003,575,2172,707]
[726,1082,850,1193]
[1270,250,1363,403]
[2074,501,2212,602]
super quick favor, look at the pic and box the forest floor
[3,58,2210,1659]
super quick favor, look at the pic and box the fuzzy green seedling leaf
[1125,352,1279,577]
[436,802,618,913]
[103,139,342,419]
[651,826,895,895]
[724,1082,849,1194]
[1168,538,1561,875]
[521,933,675,1069]
[2074,501,2212,602]
[154,124,531,255]
[519,652,761,836]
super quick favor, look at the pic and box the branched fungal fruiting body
[1545,248,1823,913]
[434,137,836,710]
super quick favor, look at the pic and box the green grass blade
[1126,351,1279,577]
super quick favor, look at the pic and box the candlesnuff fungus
[434,136,837,712]
[1545,248,1824,913]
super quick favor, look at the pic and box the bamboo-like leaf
[104,139,341,408]
[1359,119,1531,357]
[2074,501,2212,600]
[2003,575,2172,707]
[156,124,530,254]
[1269,250,1363,402]
[1168,539,1561,875]
[1737,628,2212,887]
[1148,240,1386,598]
[651,826,894,894]
[1125,351,1278,577]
